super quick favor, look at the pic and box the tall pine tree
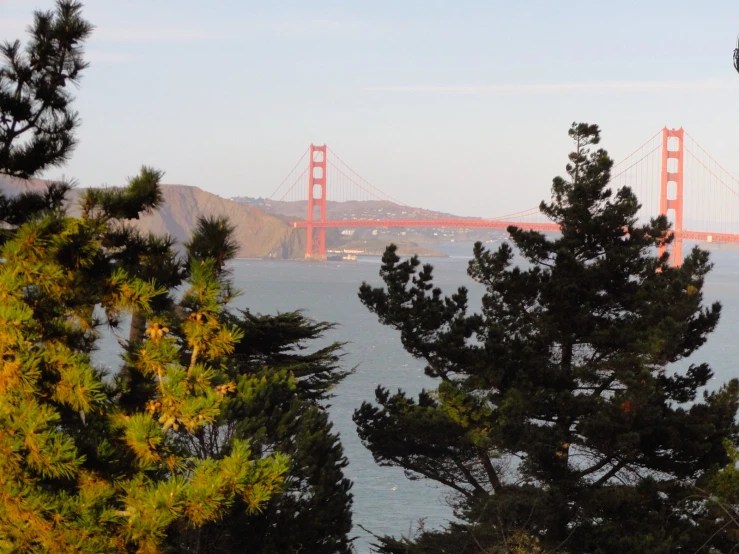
[355,123,739,553]
[0,4,289,551]
[0,1,90,178]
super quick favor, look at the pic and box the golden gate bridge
[268,128,739,267]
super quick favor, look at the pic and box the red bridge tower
[659,127,684,266]
[305,144,327,260]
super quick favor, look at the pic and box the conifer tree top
[355,122,739,553]
[0,1,91,179]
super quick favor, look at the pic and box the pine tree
[162,217,354,554]
[355,123,739,553]
[0,4,289,551]
[0,176,291,552]
[0,1,91,178]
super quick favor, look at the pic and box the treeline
[0,2,737,553]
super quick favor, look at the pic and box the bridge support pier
[305,144,327,260]
[659,127,684,267]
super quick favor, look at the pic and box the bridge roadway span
[291,219,739,244]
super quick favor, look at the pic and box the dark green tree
[0,0,91,240]
[163,217,354,554]
[0,0,91,178]
[355,123,739,553]
[184,215,240,271]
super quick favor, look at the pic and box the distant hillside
[231,197,467,222]
[233,196,508,245]
[0,178,306,259]
[135,186,307,259]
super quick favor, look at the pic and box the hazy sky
[3,0,739,216]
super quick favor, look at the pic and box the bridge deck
[291,219,739,244]
[292,219,560,232]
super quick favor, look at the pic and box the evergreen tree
[0,1,91,178]
[83,167,184,344]
[0,5,289,551]
[355,123,739,553]
[0,175,290,552]
[163,217,354,554]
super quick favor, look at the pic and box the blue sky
[3,0,739,216]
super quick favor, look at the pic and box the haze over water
[97,241,739,553]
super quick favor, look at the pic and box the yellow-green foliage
[0,196,288,553]
[0,3,290,549]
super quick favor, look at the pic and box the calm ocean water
[96,241,739,553]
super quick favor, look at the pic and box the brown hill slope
[137,185,306,258]
[0,178,306,259]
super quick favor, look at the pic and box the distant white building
[341,229,355,236]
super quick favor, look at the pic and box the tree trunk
[129,310,146,344]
